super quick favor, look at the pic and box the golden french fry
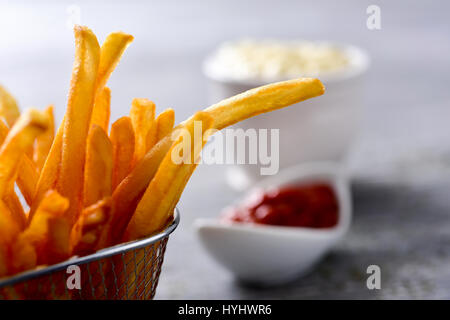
[0,120,8,142]
[155,108,175,141]
[104,136,172,247]
[0,109,49,199]
[10,236,37,275]
[130,98,155,164]
[29,123,63,221]
[89,31,133,131]
[146,108,175,151]
[13,190,69,269]
[90,32,133,131]
[124,112,214,241]
[57,25,100,225]
[0,200,21,277]
[46,216,71,265]
[83,125,113,207]
[96,32,134,93]
[90,86,111,132]
[34,105,55,170]
[0,111,40,207]
[17,156,39,206]
[110,116,135,190]
[190,78,325,130]
[0,85,20,127]
[3,190,26,230]
[71,197,111,256]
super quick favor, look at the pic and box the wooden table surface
[1,0,449,299]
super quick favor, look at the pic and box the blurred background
[1,0,450,298]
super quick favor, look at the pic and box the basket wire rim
[0,208,180,288]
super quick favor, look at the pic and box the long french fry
[57,26,100,225]
[11,190,69,271]
[146,108,175,151]
[110,116,135,190]
[90,86,111,132]
[29,123,63,221]
[0,111,39,207]
[17,156,39,206]
[71,197,111,256]
[0,109,49,199]
[89,32,133,132]
[31,30,132,221]
[190,78,325,130]
[83,125,113,207]
[34,105,55,170]
[0,200,21,277]
[0,85,20,127]
[130,98,155,164]
[124,112,214,241]
[0,120,8,141]
[0,124,26,223]
[3,191,26,230]
[96,32,134,94]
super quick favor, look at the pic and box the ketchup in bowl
[222,184,339,228]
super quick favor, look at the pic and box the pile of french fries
[0,25,324,279]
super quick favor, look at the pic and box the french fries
[193,78,324,130]
[17,156,39,206]
[57,26,101,225]
[96,32,134,92]
[0,109,49,201]
[90,86,111,132]
[83,125,113,207]
[147,108,175,151]
[34,105,55,170]
[0,85,20,127]
[124,112,214,241]
[71,197,111,256]
[110,116,135,190]
[0,25,325,284]
[130,98,155,164]
[30,30,132,221]
[0,201,20,277]
[3,192,26,230]
[29,125,63,220]
[102,136,172,247]
[12,190,69,271]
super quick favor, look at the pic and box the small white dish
[194,162,352,285]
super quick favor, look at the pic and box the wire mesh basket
[0,209,179,300]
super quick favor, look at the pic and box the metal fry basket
[0,209,179,300]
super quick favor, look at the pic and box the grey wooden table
[1,0,449,299]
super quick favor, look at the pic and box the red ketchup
[222,184,339,228]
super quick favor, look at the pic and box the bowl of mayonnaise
[203,40,370,190]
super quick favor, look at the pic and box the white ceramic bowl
[203,42,370,190]
[194,162,352,286]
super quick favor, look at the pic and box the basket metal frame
[0,208,180,289]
